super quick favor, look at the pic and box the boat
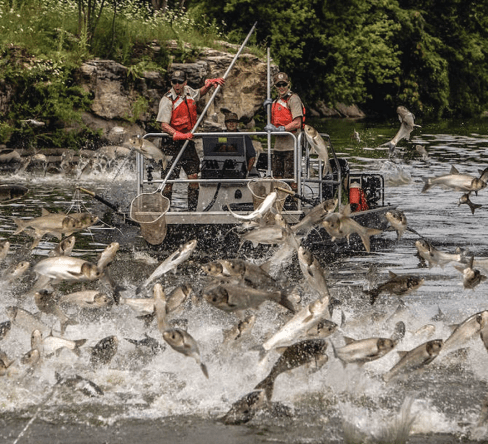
[129,130,394,249]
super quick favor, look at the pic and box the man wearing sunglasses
[156,70,225,211]
[265,72,304,190]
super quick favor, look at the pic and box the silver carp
[333,336,398,366]
[227,191,277,221]
[262,294,331,352]
[34,290,77,334]
[385,209,408,240]
[162,328,208,378]
[203,283,296,317]
[137,239,197,293]
[255,339,328,400]
[292,199,337,235]
[127,135,168,169]
[322,205,382,252]
[442,310,488,354]
[303,124,332,175]
[422,165,487,193]
[48,235,76,257]
[415,239,467,269]
[59,290,112,308]
[33,256,102,284]
[364,271,424,305]
[458,192,482,215]
[0,240,10,262]
[90,335,118,367]
[454,257,487,290]
[384,339,443,382]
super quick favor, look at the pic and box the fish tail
[73,339,88,356]
[113,285,125,304]
[279,292,297,314]
[61,317,79,335]
[254,375,275,401]
[200,362,209,379]
[421,177,432,193]
[12,217,26,235]
[363,288,379,304]
[468,202,482,215]
[137,313,155,328]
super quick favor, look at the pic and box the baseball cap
[274,72,289,85]
[225,112,239,123]
[171,70,187,82]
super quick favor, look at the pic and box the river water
[1,118,488,443]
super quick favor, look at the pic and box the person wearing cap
[156,70,225,211]
[224,112,256,172]
[264,72,304,187]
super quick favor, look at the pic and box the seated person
[224,112,256,172]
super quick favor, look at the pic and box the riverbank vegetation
[1,0,488,147]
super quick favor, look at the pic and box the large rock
[76,46,278,140]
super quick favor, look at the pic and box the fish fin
[340,310,346,328]
[388,271,398,278]
[421,177,432,193]
[41,208,51,216]
[200,362,209,379]
[254,375,274,401]
[279,293,297,314]
[397,351,409,358]
[73,339,87,356]
[343,336,356,345]
[448,324,459,332]
[12,218,26,235]
[67,271,83,277]
[60,317,78,335]
[259,261,271,275]
[342,204,352,217]
[274,346,288,354]
[453,265,465,273]
[450,165,460,175]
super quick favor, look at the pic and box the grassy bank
[0,0,249,148]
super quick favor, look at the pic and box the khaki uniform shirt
[156,85,201,124]
[273,92,304,152]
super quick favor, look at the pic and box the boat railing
[136,130,341,221]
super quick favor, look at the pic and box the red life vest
[271,93,305,130]
[168,92,197,132]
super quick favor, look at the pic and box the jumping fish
[385,210,408,240]
[291,199,337,235]
[262,294,331,352]
[322,204,382,252]
[227,191,278,221]
[59,290,112,308]
[298,246,331,301]
[442,310,488,354]
[221,390,266,425]
[458,193,482,215]
[415,239,467,269]
[162,328,209,378]
[203,284,296,317]
[0,320,11,341]
[97,242,120,272]
[421,166,487,194]
[90,335,118,367]
[303,124,332,175]
[136,239,197,293]
[125,334,165,355]
[222,315,257,344]
[33,256,102,284]
[12,209,97,248]
[126,135,168,169]
[34,290,77,334]
[386,106,420,155]
[454,257,487,290]
[48,235,76,257]
[364,271,424,305]
[384,339,443,382]
[0,240,9,262]
[38,331,87,357]
[255,339,328,400]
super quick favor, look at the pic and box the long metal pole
[157,21,258,191]
[266,47,272,177]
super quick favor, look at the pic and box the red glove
[205,78,225,88]
[173,131,193,141]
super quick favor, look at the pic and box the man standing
[266,72,304,188]
[156,70,224,210]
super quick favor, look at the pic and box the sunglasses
[171,80,184,85]
[276,82,288,88]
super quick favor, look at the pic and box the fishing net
[248,179,291,222]
[130,193,170,245]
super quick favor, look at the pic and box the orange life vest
[271,93,305,130]
[168,92,197,132]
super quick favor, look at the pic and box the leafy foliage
[192,0,488,118]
